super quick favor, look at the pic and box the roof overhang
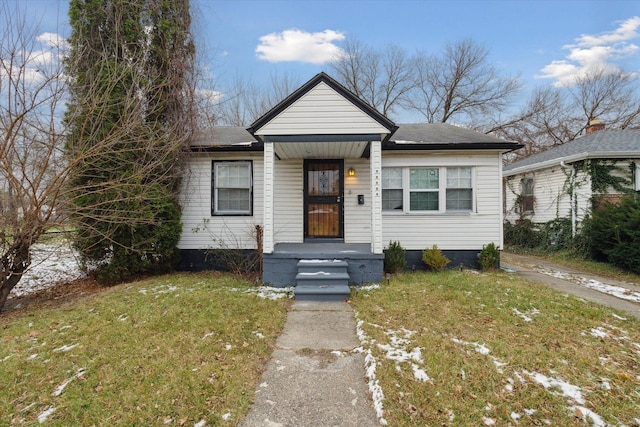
[383,141,523,152]
[503,151,640,177]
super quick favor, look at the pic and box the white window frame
[211,160,253,216]
[381,166,475,214]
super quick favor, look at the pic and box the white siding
[504,166,592,225]
[381,152,505,250]
[273,159,304,243]
[256,82,390,136]
[179,153,264,250]
[344,158,372,243]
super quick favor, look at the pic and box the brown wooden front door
[304,160,344,239]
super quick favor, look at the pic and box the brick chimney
[586,119,605,134]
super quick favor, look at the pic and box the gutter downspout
[560,161,576,237]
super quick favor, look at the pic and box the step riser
[295,258,351,302]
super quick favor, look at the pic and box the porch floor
[272,242,377,258]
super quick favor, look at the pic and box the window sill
[382,211,472,216]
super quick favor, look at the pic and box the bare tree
[407,38,522,124]
[493,68,640,161]
[214,71,303,126]
[329,38,415,118]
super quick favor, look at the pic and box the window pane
[382,168,402,189]
[446,189,472,210]
[217,188,250,212]
[410,191,439,210]
[410,168,439,189]
[382,189,403,210]
[217,163,250,188]
[447,167,472,188]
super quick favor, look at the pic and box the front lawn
[0,273,290,426]
[352,270,640,426]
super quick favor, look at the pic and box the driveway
[501,252,640,320]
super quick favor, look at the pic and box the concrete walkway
[239,301,379,427]
[501,252,640,319]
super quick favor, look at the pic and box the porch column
[263,141,274,254]
[370,139,383,254]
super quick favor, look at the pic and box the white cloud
[255,29,345,64]
[537,16,640,87]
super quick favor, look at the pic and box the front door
[304,159,344,239]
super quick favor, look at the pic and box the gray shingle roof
[391,123,509,144]
[504,129,640,173]
[191,123,515,148]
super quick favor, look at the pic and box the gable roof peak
[246,72,397,138]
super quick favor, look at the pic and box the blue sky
[11,0,640,122]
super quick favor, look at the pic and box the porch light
[348,167,356,177]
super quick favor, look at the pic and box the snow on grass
[571,406,607,427]
[357,284,380,291]
[512,307,540,322]
[523,370,584,404]
[138,284,178,295]
[451,338,508,373]
[234,286,293,300]
[354,317,387,425]
[37,407,56,423]
[376,327,431,382]
[53,368,85,397]
[52,343,78,353]
[536,268,640,303]
[12,242,86,298]
[588,327,609,338]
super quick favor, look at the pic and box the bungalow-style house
[178,72,521,300]
[503,123,640,235]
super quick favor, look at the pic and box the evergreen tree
[65,0,194,284]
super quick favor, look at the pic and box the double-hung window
[382,167,403,210]
[212,161,252,215]
[446,167,473,210]
[409,168,440,211]
[382,166,473,213]
[520,177,534,213]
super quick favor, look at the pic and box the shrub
[384,241,406,273]
[582,195,640,273]
[478,242,500,271]
[504,219,542,249]
[422,245,450,272]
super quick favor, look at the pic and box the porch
[262,242,384,290]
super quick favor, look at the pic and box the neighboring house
[503,124,640,235]
[178,72,520,300]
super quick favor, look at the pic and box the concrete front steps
[294,259,351,302]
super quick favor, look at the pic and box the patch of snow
[482,416,496,425]
[194,420,206,427]
[357,284,380,291]
[202,332,214,339]
[611,313,627,320]
[589,327,609,338]
[27,354,38,360]
[536,268,640,304]
[511,412,521,421]
[512,307,540,322]
[571,406,606,427]
[139,284,178,295]
[53,343,78,353]
[225,344,232,351]
[222,413,231,421]
[297,271,330,276]
[524,408,536,416]
[523,370,584,404]
[239,286,293,300]
[1,355,13,362]
[252,331,265,339]
[37,407,56,423]
[298,259,341,263]
[452,337,491,355]
[12,242,86,298]
[331,350,344,357]
[53,368,85,396]
[412,364,430,382]
[354,313,387,425]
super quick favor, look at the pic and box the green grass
[351,270,640,426]
[0,273,289,426]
